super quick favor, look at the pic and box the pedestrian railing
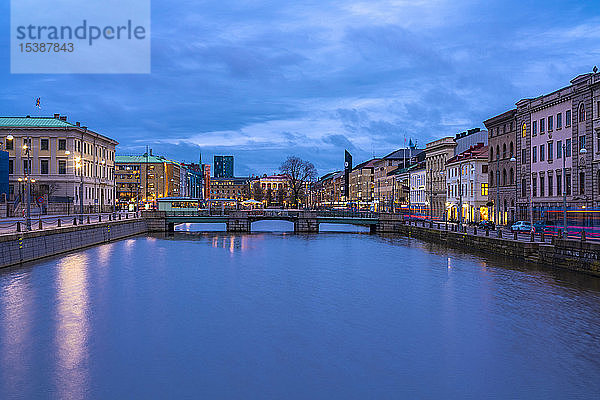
[0,212,140,235]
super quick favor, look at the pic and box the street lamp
[22,140,32,230]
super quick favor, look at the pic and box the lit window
[522,123,526,137]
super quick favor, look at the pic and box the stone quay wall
[376,214,600,276]
[0,218,147,268]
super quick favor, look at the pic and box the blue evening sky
[1,1,599,177]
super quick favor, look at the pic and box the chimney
[59,116,67,121]
[76,122,80,127]
[54,113,60,119]
[150,148,153,156]
[26,115,31,118]
[81,126,87,132]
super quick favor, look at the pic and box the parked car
[478,220,495,230]
[510,221,532,232]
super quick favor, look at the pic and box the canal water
[1,222,599,399]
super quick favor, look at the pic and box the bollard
[530,232,535,242]
[445,222,448,231]
[514,231,517,240]
[87,216,90,224]
[126,214,129,219]
[119,214,122,220]
[474,227,477,236]
[73,218,77,226]
[109,214,112,221]
[17,221,21,232]
[99,215,102,222]
[58,219,61,227]
[581,230,586,241]
[485,228,489,236]
[541,232,545,242]
[39,220,42,230]
[498,230,502,238]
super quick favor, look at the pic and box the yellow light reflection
[55,253,90,399]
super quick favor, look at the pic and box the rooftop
[116,154,180,165]
[0,116,73,128]
[446,143,488,164]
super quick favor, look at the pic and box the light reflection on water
[0,223,599,399]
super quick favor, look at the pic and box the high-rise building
[214,155,234,178]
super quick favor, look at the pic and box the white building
[409,162,427,214]
[1,114,118,214]
[445,143,489,223]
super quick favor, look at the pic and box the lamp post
[22,139,32,230]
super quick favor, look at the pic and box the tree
[280,156,317,208]
[252,182,264,201]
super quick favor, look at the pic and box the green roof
[0,117,74,128]
[116,154,180,165]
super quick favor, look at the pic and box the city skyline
[1,1,599,176]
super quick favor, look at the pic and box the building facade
[484,109,517,225]
[348,159,378,205]
[409,162,427,214]
[425,137,456,220]
[214,155,234,178]
[374,148,424,211]
[181,162,204,199]
[115,153,181,210]
[445,143,489,223]
[1,115,117,214]
[210,177,250,200]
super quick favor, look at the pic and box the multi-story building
[214,155,234,178]
[425,137,456,220]
[312,171,339,207]
[115,152,181,210]
[484,109,518,224]
[409,161,427,214]
[210,177,250,200]
[454,128,488,155]
[348,159,378,204]
[445,143,489,223]
[181,162,204,199]
[514,72,599,221]
[374,148,424,211]
[203,164,211,199]
[593,73,600,208]
[1,114,117,214]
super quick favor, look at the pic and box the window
[496,145,499,160]
[470,181,474,196]
[58,139,66,151]
[579,135,586,152]
[557,140,562,158]
[579,172,585,195]
[540,118,545,134]
[58,160,66,175]
[23,159,31,174]
[565,139,572,157]
[502,169,507,185]
[548,175,553,196]
[5,137,13,150]
[557,174,562,195]
[598,101,600,119]
[557,113,562,129]
[40,159,49,174]
[533,146,537,163]
[566,110,571,127]
[533,120,537,135]
[597,131,600,153]
[510,168,514,185]
[578,103,585,122]
[548,115,553,131]
[490,171,494,186]
[8,159,13,174]
[540,176,545,197]
[540,144,545,161]
[510,142,514,157]
[566,174,571,195]
[40,138,49,151]
[502,143,507,158]
[532,176,537,197]
[521,148,527,163]
[481,183,488,196]
[521,178,527,197]
[490,147,494,160]
[522,123,526,137]
[482,164,488,173]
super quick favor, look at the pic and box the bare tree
[252,181,264,201]
[280,156,317,208]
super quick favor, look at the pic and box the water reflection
[54,253,90,399]
[0,272,33,396]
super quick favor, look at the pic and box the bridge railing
[316,210,379,219]
[163,209,380,219]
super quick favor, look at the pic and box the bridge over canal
[143,210,380,233]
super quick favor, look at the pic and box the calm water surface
[1,222,599,399]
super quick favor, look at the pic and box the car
[478,220,495,230]
[510,221,532,232]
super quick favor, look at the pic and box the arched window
[490,170,494,187]
[579,103,586,122]
[502,168,507,186]
[509,142,514,157]
[522,123,526,138]
[502,143,507,158]
[496,145,500,160]
[510,168,514,185]
[598,170,600,195]
[490,147,494,161]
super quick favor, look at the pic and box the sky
[1,0,600,177]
